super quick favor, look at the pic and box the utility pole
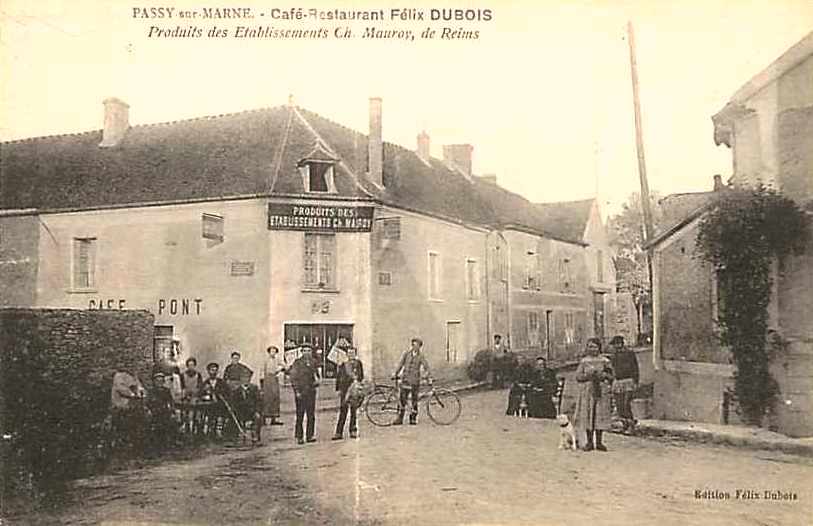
[627,21,655,242]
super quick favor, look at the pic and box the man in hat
[392,337,433,425]
[288,344,320,444]
[223,351,254,386]
[609,335,639,432]
[201,362,227,437]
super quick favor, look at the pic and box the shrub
[0,309,154,499]
[696,186,808,425]
[466,349,493,382]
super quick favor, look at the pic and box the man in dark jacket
[609,335,639,432]
[289,344,320,444]
[332,346,365,440]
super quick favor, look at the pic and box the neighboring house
[0,96,620,378]
[647,32,813,437]
[536,198,622,350]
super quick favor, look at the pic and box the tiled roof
[656,192,717,234]
[469,179,584,244]
[532,199,594,242]
[645,191,719,248]
[0,106,370,211]
[1,103,589,240]
[296,108,497,226]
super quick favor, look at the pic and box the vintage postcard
[1,1,812,525]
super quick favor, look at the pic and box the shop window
[304,233,337,289]
[153,325,174,362]
[202,213,224,242]
[428,251,441,300]
[72,237,97,289]
[466,258,480,300]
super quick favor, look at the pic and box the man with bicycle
[392,337,433,425]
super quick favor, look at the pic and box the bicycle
[364,378,462,426]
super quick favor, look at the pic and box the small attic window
[298,161,337,193]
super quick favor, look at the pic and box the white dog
[557,414,578,450]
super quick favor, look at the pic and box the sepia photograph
[1,1,812,524]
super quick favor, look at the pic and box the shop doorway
[283,323,354,379]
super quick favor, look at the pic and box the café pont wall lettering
[88,298,203,316]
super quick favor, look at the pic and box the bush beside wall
[0,308,154,498]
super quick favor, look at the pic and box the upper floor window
[304,233,336,289]
[299,161,337,193]
[466,258,481,301]
[202,213,224,242]
[559,257,573,292]
[524,250,542,290]
[428,251,441,300]
[381,217,401,240]
[73,237,97,289]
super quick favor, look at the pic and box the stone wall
[0,308,155,492]
[0,215,39,307]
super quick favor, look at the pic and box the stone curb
[630,420,813,457]
[280,381,489,416]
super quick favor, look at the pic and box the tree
[607,192,662,343]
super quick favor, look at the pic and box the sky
[1,0,812,217]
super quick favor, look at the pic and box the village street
[20,389,810,526]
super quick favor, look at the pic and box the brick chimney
[368,97,383,186]
[713,174,724,191]
[443,144,474,179]
[417,130,430,162]
[99,97,130,148]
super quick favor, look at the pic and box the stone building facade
[1,97,622,379]
[649,32,813,436]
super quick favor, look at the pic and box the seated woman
[506,358,535,416]
[528,357,558,419]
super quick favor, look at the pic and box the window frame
[202,213,224,242]
[428,250,442,301]
[303,233,339,291]
[527,310,541,346]
[465,257,481,302]
[300,161,337,194]
[71,237,97,292]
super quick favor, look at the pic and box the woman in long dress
[262,345,285,426]
[572,338,614,451]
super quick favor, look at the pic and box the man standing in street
[609,335,639,433]
[332,346,364,440]
[392,337,433,425]
[289,344,320,444]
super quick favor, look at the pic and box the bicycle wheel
[365,387,400,427]
[426,388,461,425]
